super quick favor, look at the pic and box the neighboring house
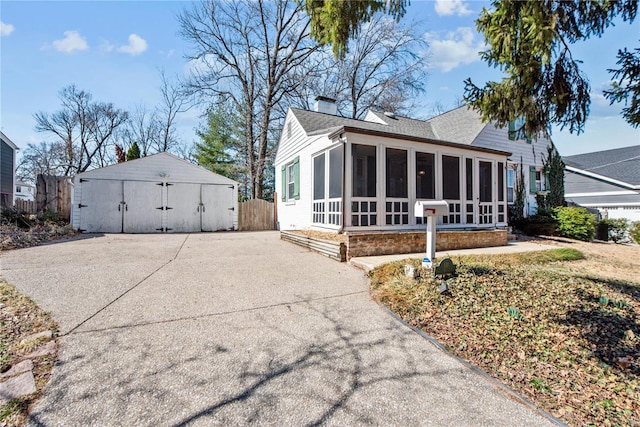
[72,152,239,233]
[275,100,553,237]
[15,181,35,202]
[564,145,640,222]
[0,131,18,207]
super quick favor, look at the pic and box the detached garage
[71,153,238,233]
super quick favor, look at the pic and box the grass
[370,248,639,427]
[0,279,58,426]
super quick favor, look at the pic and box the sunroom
[307,129,511,233]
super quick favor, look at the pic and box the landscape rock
[0,360,33,380]
[24,341,56,359]
[0,371,36,404]
[20,330,53,346]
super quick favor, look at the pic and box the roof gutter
[328,126,512,157]
[565,165,640,190]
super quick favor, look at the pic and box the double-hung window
[507,167,515,203]
[281,156,300,201]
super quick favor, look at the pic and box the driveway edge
[376,302,567,427]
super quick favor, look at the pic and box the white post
[426,215,436,264]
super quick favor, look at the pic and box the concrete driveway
[0,232,556,426]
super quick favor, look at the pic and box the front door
[478,161,494,225]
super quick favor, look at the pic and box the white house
[15,181,35,202]
[275,99,553,235]
[564,145,640,222]
[72,152,238,233]
[0,131,18,208]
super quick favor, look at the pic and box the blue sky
[1,0,638,160]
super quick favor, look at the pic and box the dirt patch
[538,236,640,284]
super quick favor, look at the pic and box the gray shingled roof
[291,108,437,140]
[426,105,486,145]
[564,145,640,186]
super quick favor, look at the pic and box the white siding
[276,110,341,230]
[473,124,553,216]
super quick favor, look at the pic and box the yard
[370,238,639,427]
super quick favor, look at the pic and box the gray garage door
[78,179,234,233]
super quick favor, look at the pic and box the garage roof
[74,152,238,185]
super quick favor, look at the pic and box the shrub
[553,206,596,241]
[513,210,558,236]
[599,218,629,243]
[629,221,640,244]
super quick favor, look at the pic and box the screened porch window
[352,144,377,227]
[416,152,435,199]
[385,148,407,198]
[352,144,376,197]
[442,155,461,224]
[312,147,342,226]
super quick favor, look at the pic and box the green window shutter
[281,165,286,201]
[293,156,300,200]
[525,133,532,144]
[529,166,537,194]
[508,120,516,141]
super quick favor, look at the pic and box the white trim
[566,165,640,190]
[576,203,640,208]
[565,190,638,197]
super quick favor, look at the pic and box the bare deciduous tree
[155,69,187,153]
[179,0,319,199]
[290,14,429,119]
[16,141,69,183]
[34,85,128,175]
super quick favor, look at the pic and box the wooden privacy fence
[238,198,275,231]
[14,199,36,214]
[36,175,72,221]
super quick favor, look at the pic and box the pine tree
[126,142,141,161]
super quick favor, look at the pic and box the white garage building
[71,153,238,233]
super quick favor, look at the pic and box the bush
[554,206,596,241]
[599,218,629,243]
[629,221,640,244]
[512,211,558,236]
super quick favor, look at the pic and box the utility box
[414,200,449,268]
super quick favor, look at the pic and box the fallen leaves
[370,247,640,427]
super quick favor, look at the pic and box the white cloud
[52,31,89,53]
[0,21,15,36]
[425,27,484,72]
[117,34,148,56]
[434,0,473,16]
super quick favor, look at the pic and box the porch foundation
[346,229,507,259]
[283,229,508,261]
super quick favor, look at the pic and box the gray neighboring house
[0,131,18,207]
[564,145,640,222]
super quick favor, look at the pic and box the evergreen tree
[543,145,565,208]
[126,142,141,161]
[193,100,244,183]
[303,0,638,132]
